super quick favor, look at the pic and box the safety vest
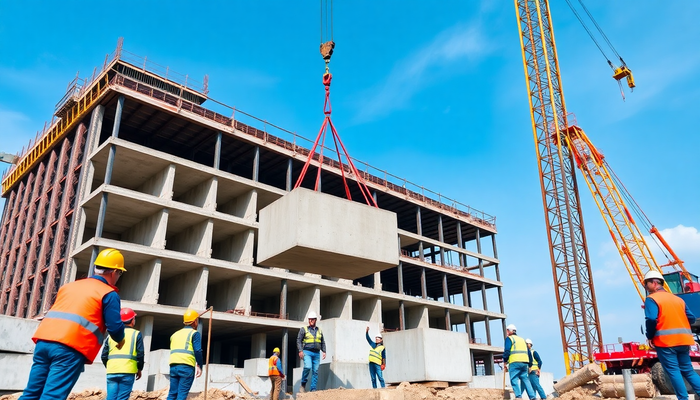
[302,326,323,350]
[508,335,529,364]
[107,327,139,374]
[530,350,539,371]
[649,291,695,347]
[33,278,115,363]
[268,355,281,376]
[170,327,197,366]
[368,345,385,365]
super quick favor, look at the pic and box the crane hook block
[320,40,335,62]
[323,72,332,87]
[612,65,635,90]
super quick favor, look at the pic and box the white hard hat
[506,324,517,331]
[375,333,383,339]
[307,311,318,319]
[525,338,533,345]
[644,270,664,282]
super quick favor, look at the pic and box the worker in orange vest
[19,248,127,400]
[644,271,700,400]
[268,347,285,400]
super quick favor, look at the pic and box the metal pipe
[622,369,635,400]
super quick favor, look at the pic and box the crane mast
[515,0,603,375]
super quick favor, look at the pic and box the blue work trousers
[301,350,321,391]
[19,340,86,400]
[106,373,136,400]
[167,364,195,400]
[369,362,385,388]
[655,345,700,400]
[528,371,547,399]
[509,362,535,399]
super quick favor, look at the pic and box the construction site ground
[0,384,617,400]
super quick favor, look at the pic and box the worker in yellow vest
[525,339,547,399]
[296,311,326,393]
[268,347,285,400]
[503,324,535,399]
[167,309,203,400]
[365,327,386,388]
[101,308,144,400]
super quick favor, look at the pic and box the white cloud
[354,22,489,122]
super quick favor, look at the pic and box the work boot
[299,385,306,393]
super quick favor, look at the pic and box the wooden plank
[235,375,258,395]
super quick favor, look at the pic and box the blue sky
[1,1,699,379]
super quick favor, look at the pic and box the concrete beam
[0,315,38,353]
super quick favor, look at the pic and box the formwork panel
[257,188,399,280]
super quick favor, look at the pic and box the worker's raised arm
[365,329,376,348]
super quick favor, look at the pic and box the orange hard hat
[120,308,137,322]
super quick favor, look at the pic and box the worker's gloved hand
[115,339,125,350]
[281,374,286,380]
[299,351,304,359]
[504,364,509,372]
[381,364,386,371]
[195,365,202,378]
[136,371,142,381]
[321,351,326,360]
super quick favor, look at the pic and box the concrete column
[420,267,427,299]
[209,274,251,313]
[288,286,320,321]
[442,273,449,303]
[137,164,175,199]
[252,146,260,182]
[399,300,405,330]
[211,342,222,363]
[406,305,429,329]
[161,267,209,308]
[251,333,267,359]
[122,209,168,248]
[322,291,351,319]
[438,215,445,264]
[177,177,217,210]
[214,132,222,169]
[119,258,161,304]
[445,309,451,331]
[220,189,257,219]
[168,219,213,257]
[397,262,404,295]
[136,315,154,391]
[465,313,472,341]
[286,159,293,191]
[416,207,424,261]
[373,271,381,291]
[485,316,492,346]
[354,297,381,323]
[456,222,465,267]
[485,353,494,375]
[481,283,488,311]
[372,191,378,205]
[462,278,471,307]
[280,279,288,319]
[111,95,125,139]
[476,228,484,277]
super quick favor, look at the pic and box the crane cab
[612,65,635,89]
[663,271,700,294]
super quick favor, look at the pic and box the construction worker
[296,311,326,393]
[19,248,127,400]
[365,326,386,389]
[503,324,535,400]
[101,308,144,400]
[167,309,204,400]
[644,270,700,400]
[525,339,546,399]
[268,347,285,400]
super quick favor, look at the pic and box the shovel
[503,367,510,399]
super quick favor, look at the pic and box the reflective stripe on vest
[508,335,529,364]
[649,291,696,347]
[169,328,196,366]
[268,355,281,376]
[32,278,114,364]
[107,328,139,374]
[302,326,323,350]
[369,345,385,365]
[530,350,539,371]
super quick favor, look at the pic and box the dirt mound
[396,384,507,400]
[0,393,22,400]
[68,388,105,400]
[129,388,168,400]
[556,386,599,400]
[188,388,252,400]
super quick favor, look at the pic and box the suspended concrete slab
[257,188,399,279]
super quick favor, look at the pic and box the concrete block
[293,361,383,393]
[383,328,471,383]
[317,318,383,364]
[0,315,38,353]
[257,188,399,280]
[244,358,269,377]
[238,375,271,397]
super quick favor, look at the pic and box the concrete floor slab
[257,188,398,279]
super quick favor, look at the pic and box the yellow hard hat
[273,347,280,354]
[183,309,199,324]
[94,248,126,272]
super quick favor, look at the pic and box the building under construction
[0,43,506,393]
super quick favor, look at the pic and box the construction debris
[555,386,600,400]
[597,374,655,398]
[553,363,604,394]
[297,382,518,400]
